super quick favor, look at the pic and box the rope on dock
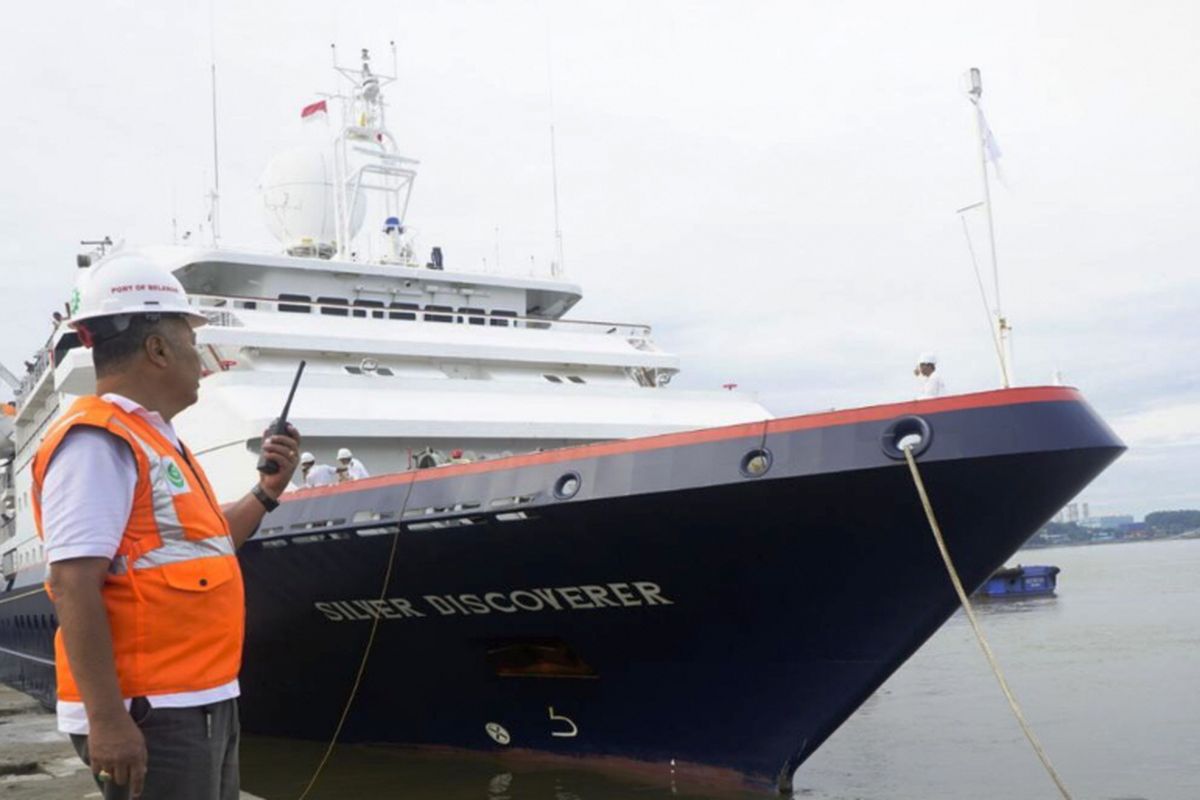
[294,471,419,800]
[902,444,1074,800]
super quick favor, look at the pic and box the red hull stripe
[286,386,1082,502]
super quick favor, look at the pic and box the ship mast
[329,46,419,261]
[207,0,222,247]
[966,68,1013,387]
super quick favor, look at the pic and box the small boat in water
[976,564,1061,598]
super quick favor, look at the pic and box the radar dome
[259,146,366,258]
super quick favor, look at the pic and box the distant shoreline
[1022,531,1200,551]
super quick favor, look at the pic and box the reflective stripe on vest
[104,417,234,574]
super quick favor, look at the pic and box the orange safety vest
[32,396,244,701]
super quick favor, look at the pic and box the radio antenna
[208,0,221,246]
[546,28,565,277]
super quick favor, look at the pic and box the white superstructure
[0,49,769,582]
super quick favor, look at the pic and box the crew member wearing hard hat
[335,447,369,482]
[32,253,301,799]
[297,451,337,488]
[913,352,945,399]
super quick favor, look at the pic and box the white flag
[978,107,1005,185]
[980,109,1002,163]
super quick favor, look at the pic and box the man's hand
[258,423,300,498]
[225,423,302,547]
[87,711,147,796]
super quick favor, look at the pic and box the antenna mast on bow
[965,67,1013,387]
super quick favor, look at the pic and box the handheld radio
[257,360,306,474]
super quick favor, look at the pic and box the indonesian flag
[300,100,327,119]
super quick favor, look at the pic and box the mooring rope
[295,470,419,800]
[902,444,1073,800]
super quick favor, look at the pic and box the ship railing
[187,293,653,339]
[15,346,52,405]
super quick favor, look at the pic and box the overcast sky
[1,1,1196,517]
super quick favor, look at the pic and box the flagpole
[968,67,1012,387]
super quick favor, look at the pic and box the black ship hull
[0,388,1123,792]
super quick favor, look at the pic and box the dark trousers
[71,698,240,800]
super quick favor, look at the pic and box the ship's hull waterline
[0,387,1123,792]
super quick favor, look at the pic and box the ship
[0,51,1123,793]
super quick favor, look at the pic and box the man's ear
[143,332,171,368]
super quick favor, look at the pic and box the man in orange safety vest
[33,253,300,799]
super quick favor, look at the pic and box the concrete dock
[0,684,95,798]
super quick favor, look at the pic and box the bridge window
[353,299,386,319]
[388,302,418,321]
[490,310,518,328]
[318,297,349,316]
[458,307,487,326]
[278,294,311,313]
[53,332,82,364]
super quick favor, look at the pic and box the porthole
[739,448,773,478]
[553,472,582,500]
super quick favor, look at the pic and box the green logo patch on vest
[160,457,191,496]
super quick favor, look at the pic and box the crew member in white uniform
[335,447,370,482]
[914,352,945,399]
[297,452,337,488]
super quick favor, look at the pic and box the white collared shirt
[41,393,239,734]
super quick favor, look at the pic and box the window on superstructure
[543,374,563,383]
[490,310,518,328]
[53,332,82,364]
[567,376,586,384]
[353,299,386,319]
[457,307,487,326]
[318,297,350,316]
[388,301,418,320]
[278,294,311,313]
[424,305,453,323]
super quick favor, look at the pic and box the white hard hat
[68,253,208,332]
[337,447,353,460]
[917,352,938,365]
[300,452,315,465]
